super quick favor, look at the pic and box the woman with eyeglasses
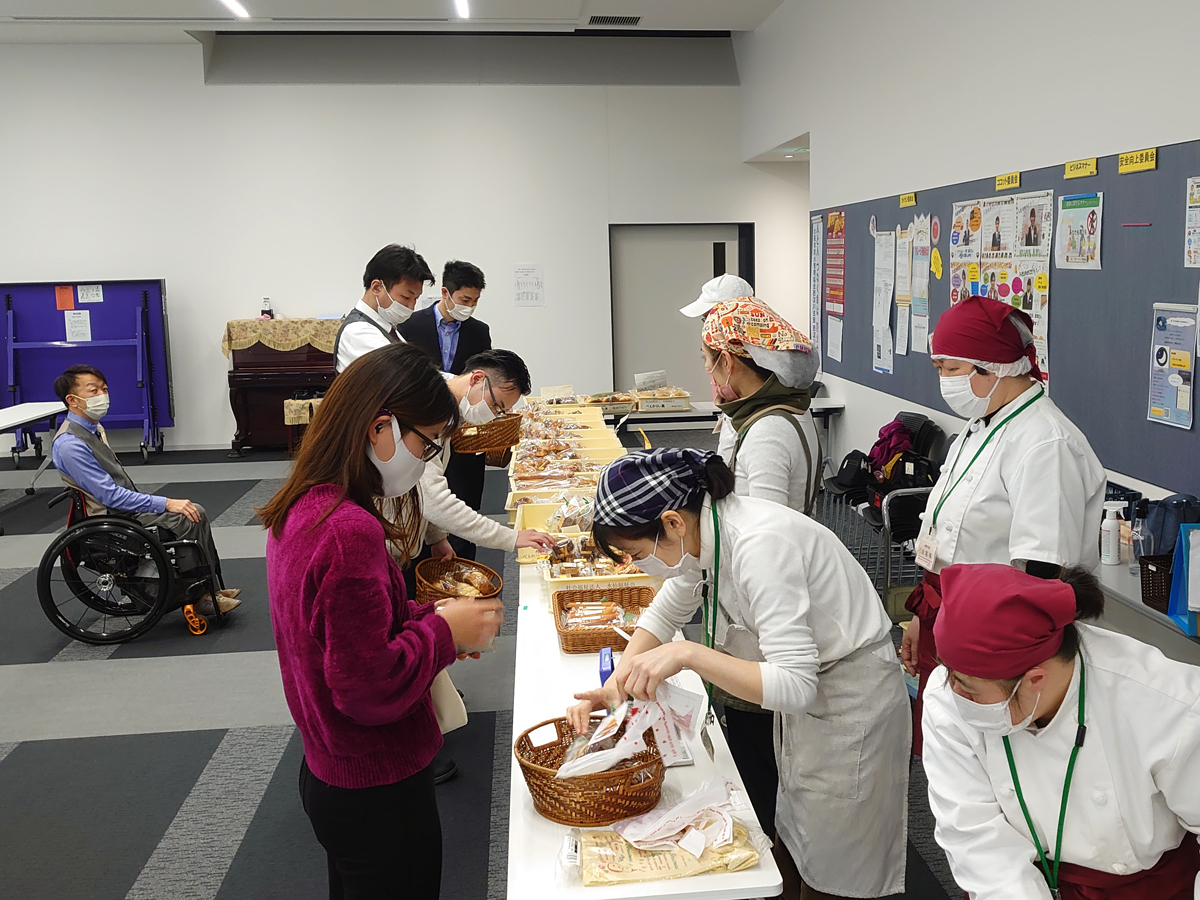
[260,343,504,900]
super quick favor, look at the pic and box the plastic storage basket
[1139,554,1174,614]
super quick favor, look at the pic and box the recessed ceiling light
[784,154,794,158]
[218,0,251,17]
[454,0,470,18]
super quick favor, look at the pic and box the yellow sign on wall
[900,192,916,208]
[995,172,1021,191]
[1118,148,1157,174]
[1064,158,1098,179]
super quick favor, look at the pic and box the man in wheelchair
[50,365,241,617]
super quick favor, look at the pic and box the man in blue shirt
[51,365,241,616]
[400,261,493,559]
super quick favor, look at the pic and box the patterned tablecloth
[221,318,341,358]
[283,397,324,426]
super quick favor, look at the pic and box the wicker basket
[514,716,664,826]
[414,558,502,606]
[484,446,513,469]
[552,586,657,654]
[451,414,522,454]
[1140,553,1174,614]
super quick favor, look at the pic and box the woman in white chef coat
[900,295,1106,755]
[569,449,910,900]
[923,563,1200,899]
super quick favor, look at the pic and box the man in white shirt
[333,244,435,373]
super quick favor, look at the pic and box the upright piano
[224,318,338,455]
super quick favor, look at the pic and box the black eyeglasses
[483,377,509,416]
[379,409,444,462]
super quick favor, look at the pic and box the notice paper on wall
[895,229,912,305]
[1056,193,1103,270]
[872,231,895,375]
[1147,302,1197,429]
[514,264,545,307]
[825,211,846,316]
[810,215,823,365]
[910,214,931,354]
[826,315,843,363]
[77,284,104,304]
[896,305,910,356]
[64,309,92,343]
[1185,178,1200,268]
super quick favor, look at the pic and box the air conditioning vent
[588,15,641,26]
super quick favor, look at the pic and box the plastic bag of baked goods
[576,822,759,886]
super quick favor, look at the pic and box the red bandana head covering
[933,563,1077,679]
[931,295,1042,380]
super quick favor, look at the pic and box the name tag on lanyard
[915,531,938,569]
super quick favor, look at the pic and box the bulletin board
[813,139,1200,495]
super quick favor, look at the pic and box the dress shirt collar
[354,298,393,333]
[435,302,461,331]
[66,411,99,433]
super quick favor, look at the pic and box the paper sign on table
[633,370,668,391]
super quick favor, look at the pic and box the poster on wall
[1185,178,1200,268]
[872,231,895,375]
[1014,190,1055,258]
[910,214,931,354]
[979,197,1016,261]
[810,215,823,363]
[514,264,545,306]
[825,211,846,316]
[950,261,978,305]
[895,228,912,305]
[1056,193,1103,270]
[1148,302,1197,430]
[1015,259,1051,384]
[950,200,982,265]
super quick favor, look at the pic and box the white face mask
[376,285,414,326]
[939,370,998,419]
[634,533,700,580]
[459,378,496,426]
[368,417,426,497]
[446,297,475,322]
[952,679,1042,737]
[74,393,110,421]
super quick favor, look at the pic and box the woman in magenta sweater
[260,343,504,900]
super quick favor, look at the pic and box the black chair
[36,488,229,644]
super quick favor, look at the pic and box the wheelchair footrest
[182,604,208,635]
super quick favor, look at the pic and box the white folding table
[506,564,782,900]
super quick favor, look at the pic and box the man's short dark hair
[362,244,435,291]
[462,349,532,396]
[54,364,107,405]
[442,260,486,295]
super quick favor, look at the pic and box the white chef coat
[922,624,1200,899]
[335,300,404,373]
[918,381,1106,574]
[716,409,821,514]
[636,491,908,895]
[636,491,892,714]
[416,439,517,553]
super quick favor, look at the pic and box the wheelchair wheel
[38,519,174,644]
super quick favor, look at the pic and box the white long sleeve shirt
[417,442,517,553]
[919,382,1106,574]
[716,410,821,514]
[922,624,1200,899]
[635,492,892,714]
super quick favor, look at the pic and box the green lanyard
[699,502,721,703]
[1002,659,1087,900]
[930,388,1044,528]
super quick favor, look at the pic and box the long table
[611,399,845,435]
[506,564,783,899]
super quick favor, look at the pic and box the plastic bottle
[1129,499,1153,576]
[1100,506,1122,566]
[261,297,274,319]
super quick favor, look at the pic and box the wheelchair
[37,488,229,644]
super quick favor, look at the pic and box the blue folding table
[0,280,174,465]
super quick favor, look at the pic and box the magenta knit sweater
[266,484,457,789]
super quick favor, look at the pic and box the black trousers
[723,705,779,839]
[299,757,442,900]
[444,450,486,560]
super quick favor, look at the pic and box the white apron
[774,637,911,897]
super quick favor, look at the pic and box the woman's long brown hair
[258,343,460,564]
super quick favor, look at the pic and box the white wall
[735,0,1197,494]
[0,44,809,450]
